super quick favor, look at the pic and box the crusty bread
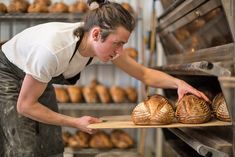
[132,94,175,125]
[67,86,83,103]
[125,87,137,103]
[175,94,211,124]
[110,129,134,148]
[49,2,68,13]
[0,3,7,13]
[212,93,231,122]
[54,87,70,103]
[27,3,48,13]
[8,0,29,13]
[69,1,88,13]
[96,85,111,103]
[89,131,113,149]
[110,86,126,103]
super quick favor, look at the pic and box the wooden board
[100,115,131,121]
[88,119,232,129]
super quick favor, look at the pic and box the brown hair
[82,0,136,41]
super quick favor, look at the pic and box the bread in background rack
[54,87,70,103]
[89,131,113,149]
[62,131,72,147]
[28,3,48,13]
[125,87,137,103]
[212,93,231,122]
[67,85,83,103]
[34,0,51,6]
[124,47,138,60]
[69,1,88,13]
[110,86,126,103]
[175,94,211,124]
[96,84,111,103]
[110,129,134,149]
[49,2,68,13]
[8,0,29,13]
[0,3,7,13]
[82,85,98,103]
[121,2,136,18]
[132,94,175,125]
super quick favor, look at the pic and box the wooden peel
[88,119,232,129]
[100,115,131,122]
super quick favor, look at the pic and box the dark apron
[0,34,93,157]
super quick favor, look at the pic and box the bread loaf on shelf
[124,47,138,59]
[89,131,113,149]
[54,87,70,103]
[49,2,68,13]
[0,3,7,13]
[125,87,137,103]
[62,132,72,147]
[212,93,231,122]
[69,1,88,13]
[8,0,29,13]
[132,94,175,125]
[67,86,83,103]
[96,85,111,103]
[28,3,48,13]
[110,129,134,149]
[82,86,98,103]
[175,94,211,124]
[110,86,126,103]
[34,0,51,6]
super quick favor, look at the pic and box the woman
[0,0,209,156]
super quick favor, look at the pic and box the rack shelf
[58,103,136,111]
[0,13,84,20]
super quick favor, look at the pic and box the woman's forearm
[142,68,181,89]
[17,101,77,128]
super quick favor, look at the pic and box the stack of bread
[63,129,134,149]
[54,80,137,104]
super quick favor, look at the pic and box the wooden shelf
[58,103,136,110]
[88,119,232,129]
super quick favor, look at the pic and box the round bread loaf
[96,85,111,103]
[132,94,175,125]
[8,0,29,13]
[0,3,7,13]
[34,0,51,6]
[175,94,211,124]
[54,87,70,103]
[69,1,88,13]
[124,47,138,59]
[67,86,83,103]
[110,86,126,103]
[212,93,231,122]
[110,129,134,148]
[89,131,113,149]
[125,87,137,103]
[27,3,48,13]
[49,2,68,13]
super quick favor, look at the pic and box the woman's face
[92,26,131,62]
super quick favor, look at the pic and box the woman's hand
[176,79,210,102]
[75,116,102,134]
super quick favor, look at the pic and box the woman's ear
[91,27,101,41]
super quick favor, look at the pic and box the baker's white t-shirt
[2,22,98,83]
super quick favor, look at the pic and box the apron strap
[69,31,84,63]
[66,57,93,84]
